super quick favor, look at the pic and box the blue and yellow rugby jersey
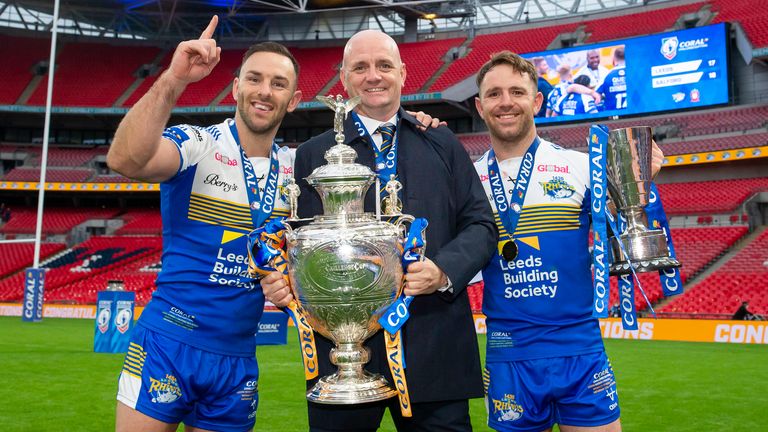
[474,140,603,362]
[139,119,294,357]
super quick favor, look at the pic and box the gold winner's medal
[500,239,518,261]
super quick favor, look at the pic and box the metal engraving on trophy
[605,126,681,274]
[277,95,416,404]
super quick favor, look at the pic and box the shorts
[484,351,620,432]
[116,325,259,432]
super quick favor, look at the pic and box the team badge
[661,36,678,60]
[148,374,182,404]
[490,393,524,422]
[540,176,576,200]
[499,239,518,261]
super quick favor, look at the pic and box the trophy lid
[306,144,376,185]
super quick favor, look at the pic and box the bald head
[343,30,402,68]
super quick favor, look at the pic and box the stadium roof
[3,0,651,41]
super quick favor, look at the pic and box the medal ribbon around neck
[350,111,400,202]
[229,120,281,229]
[486,137,541,260]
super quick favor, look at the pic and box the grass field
[1,316,767,431]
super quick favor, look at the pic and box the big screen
[527,23,730,124]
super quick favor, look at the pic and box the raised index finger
[199,15,218,40]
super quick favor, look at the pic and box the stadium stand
[0,207,120,235]
[711,0,768,47]
[26,42,160,107]
[279,46,344,102]
[0,236,162,305]
[657,177,768,215]
[0,35,50,104]
[1,167,95,182]
[582,3,705,43]
[661,228,768,315]
[114,210,163,235]
[0,242,66,278]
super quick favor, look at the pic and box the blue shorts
[484,351,620,432]
[116,325,259,432]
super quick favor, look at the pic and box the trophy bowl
[606,126,680,275]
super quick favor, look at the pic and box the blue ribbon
[229,120,281,229]
[350,112,400,202]
[487,137,541,246]
[646,183,684,297]
[589,125,611,319]
[379,218,429,348]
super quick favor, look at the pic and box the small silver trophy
[281,95,415,404]
[606,126,680,274]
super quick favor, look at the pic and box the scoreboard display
[528,23,730,124]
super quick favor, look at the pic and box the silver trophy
[281,95,415,404]
[606,126,680,275]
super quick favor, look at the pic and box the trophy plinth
[606,127,681,275]
[284,95,407,404]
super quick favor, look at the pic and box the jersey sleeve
[161,124,216,176]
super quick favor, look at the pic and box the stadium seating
[657,177,768,215]
[114,210,163,235]
[0,207,120,235]
[27,42,160,107]
[0,242,66,278]
[0,36,50,104]
[1,167,95,182]
[582,3,705,43]
[286,46,344,101]
[711,0,768,47]
[661,228,768,315]
[0,236,162,305]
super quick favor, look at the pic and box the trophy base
[610,230,681,275]
[307,370,398,404]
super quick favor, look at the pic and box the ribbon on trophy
[589,125,612,319]
[589,125,684,330]
[248,219,319,380]
[378,217,428,418]
[645,183,683,298]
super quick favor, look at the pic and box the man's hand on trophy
[261,271,294,308]
[167,15,221,86]
[404,258,448,296]
[651,140,664,178]
[406,111,447,131]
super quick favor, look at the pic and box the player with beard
[472,51,663,432]
[107,16,301,431]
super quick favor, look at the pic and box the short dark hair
[574,74,591,87]
[237,42,300,81]
[476,51,538,93]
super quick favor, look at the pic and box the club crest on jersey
[278,178,292,204]
[491,393,524,422]
[540,176,576,200]
[148,374,182,404]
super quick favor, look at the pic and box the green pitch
[1,317,766,431]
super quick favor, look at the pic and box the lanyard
[350,112,399,187]
[487,137,540,247]
[229,120,281,228]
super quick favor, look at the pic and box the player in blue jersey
[547,65,601,118]
[473,51,663,432]
[107,16,302,432]
[552,74,599,117]
[596,47,627,112]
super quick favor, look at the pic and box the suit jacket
[294,107,497,403]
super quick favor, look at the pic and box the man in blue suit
[262,30,496,431]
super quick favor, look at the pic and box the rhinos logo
[491,393,524,422]
[148,374,182,404]
[540,176,576,200]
